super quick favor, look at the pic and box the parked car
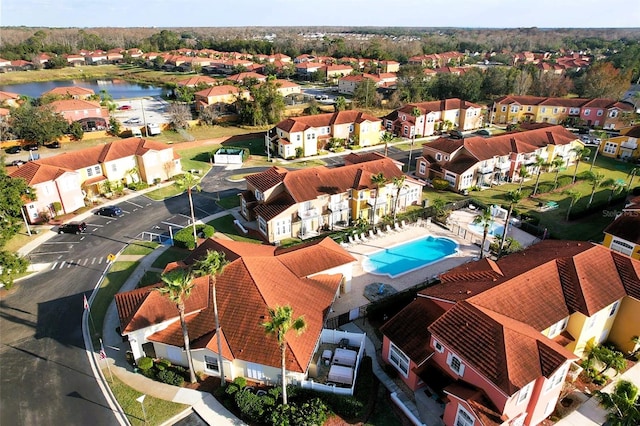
[45,141,61,149]
[474,129,491,136]
[96,206,124,217]
[10,160,25,166]
[126,117,142,124]
[146,123,161,136]
[449,130,464,139]
[58,222,87,234]
[5,146,21,154]
[118,105,132,110]
[24,144,39,151]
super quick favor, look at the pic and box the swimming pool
[362,236,458,278]
[468,222,505,237]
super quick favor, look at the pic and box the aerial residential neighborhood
[1,12,640,426]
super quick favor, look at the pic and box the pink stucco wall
[381,336,423,390]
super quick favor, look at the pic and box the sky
[1,0,639,28]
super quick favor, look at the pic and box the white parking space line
[32,250,69,255]
[98,258,103,264]
[51,262,58,269]
[89,223,105,227]
[91,258,96,265]
[42,241,77,245]
[178,214,192,220]
[83,259,89,266]
[126,200,143,208]
[59,261,66,269]
[67,262,73,268]
[146,203,152,207]
[196,206,212,216]
[80,236,86,241]
[161,221,185,228]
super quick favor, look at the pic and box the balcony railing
[478,165,493,174]
[329,200,349,212]
[621,140,638,150]
[298,207,320,220]
[495,162,511,171]
[367,198,386,207]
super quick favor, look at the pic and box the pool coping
[361,234,460,279]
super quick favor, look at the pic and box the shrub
[140,368,156,379]
[173,224,215,249]
[157,369,185,386]
[536,183,554,194]
[128,181,149,191]
[234,389,267,423]
[137,357,154,370]
[155,358,171,371]
[51,201,62,215]
[432,178,450,191]
[556,175,573,188]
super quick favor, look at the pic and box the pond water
[0,79,166,99]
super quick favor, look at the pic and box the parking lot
[113,96,171,130]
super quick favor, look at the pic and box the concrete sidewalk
[555,362,640,426]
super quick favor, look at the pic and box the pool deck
[329,210,540,319]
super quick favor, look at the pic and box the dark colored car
[5,146,21,154]
[96,206,124,217]
[449,130,464,139]
[24,144,39,151]
[58,222,87,234]
[45,141,61,149]
[474,129,491,136]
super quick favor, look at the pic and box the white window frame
[204,355,219,374]
[597,110,603,116]
[610,238,633,256]
[258,216,267,235]
[419,162,426,175]
[447,352,465,376]
[584,109,590,116]
[501,106,507,112]
[436,153,442,161]
[517,382,532,404]
[609,301,619,317]
[388,343,410,378]
[545,364,567,392]
[433,339,444,353]
[454,405,475,426]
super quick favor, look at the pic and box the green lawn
[423,153,637,241]
[120,241,159,256]
[150,247,191,269]
[144,184,183,201]
[90,261,139,344]
[217,195,241,209]
[106,371,189,426]
[208,215,262,243]
[138,270,162,288]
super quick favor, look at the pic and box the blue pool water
[468,222,505,237]
[363,236,458,278]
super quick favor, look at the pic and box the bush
[432,178,450,191]
[568,194,627,220]
[173,224,215,249]
[556,175,573,189]
[137,357,154,370]
[155,358,171,371]
[128,181,149,191]
[234,389,267,423]
[157,369,185,386]
[536,183,554,194]
[51,201,62,215]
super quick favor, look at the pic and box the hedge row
[567,194,628,221]
[173,224,215,250]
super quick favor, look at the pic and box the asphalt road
[0,146,409,425]
[0,166,250,425]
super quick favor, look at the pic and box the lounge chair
[368,229,376,240]
[376,227,385,236]
[348,235,356,245]
[394,222,401,232]
[386,224,394,233]
[360,233,368,243]
[340,241,349,248]
[401,220,407,228]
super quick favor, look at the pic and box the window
[548,317,568,338]
[553,108,558,114]
[94,165,101,175]
[545,365,567,392]
[111,164,117,172]
[274,219,291,237]
[584,109,590,116]
[258,217,267,235]
[541,107,547,113]
[447,352,465,376]
[454,405,474,426]
[604,142,617,155]
[597,110,603,116]
[87,167,93,177]
[609,301,619,317]
[433,339,444,353]
[517,383,532,404]
[255,190,263,201]
[527,106,532,112]
[586,314,598,329]
[610,239,633,256]
[501,106,507,112]
[436,153,442,161]
[609,110,619,118]
[296,134,301,141]
[388,343,410,377]
[204,355,219,373]
[419,162,426,175]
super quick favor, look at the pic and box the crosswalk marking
[48,257,106,270]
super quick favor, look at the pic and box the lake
[0,79,166,99]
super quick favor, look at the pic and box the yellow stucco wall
[608,297,640,354]
[566,301,621,357]
[602,233,640,260]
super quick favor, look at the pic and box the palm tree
[380,131,394,157]
[563,189,582,221]
[192,250,229,386]
[370,172,388,225]
[596,380,640,426]
[157,269,198,383]
[408,107,422,171]
[473,208,493,259]
[626,167,639,193]
[603,178,625,204]
[175,172,201,245]
[262,305,306,405]
[589,130,607,173]
[498,190,523,258]
[531,156,546,196]
[392,176,407,223]
[571,146,591,184]
[586,171,606,209]
[518,166,530,192]
[549,156,565,188]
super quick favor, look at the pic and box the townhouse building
[0,90,21,107]
[48,99,109,132]
[602,195,640,261]
[265,110,383,159]
[415,125,581,192]
[337,74,381,95]
[598,125,640,161]
[10,138,181,223]
[239,153,423,243]
[42,86,95,100]
[194,85,250,112]
[492,95,634,130]
[383,98,484,139]
[381,240,640,426]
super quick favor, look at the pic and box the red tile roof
[195,85,243,97]
[604,213,640,245]
[117,237,353,372]
[44,86,94,97]
[276,110,381,133]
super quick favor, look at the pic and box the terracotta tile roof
[429,301,577,394]
[275,110,381,133]
[399,98,482,115]
[380,298,445,364]
[253,191,295,221]
[245,166,288,192]
[423,137,465,154]
[9,161,70,185]
[625,126,640,138]
[604,213,640,245]
[49,99,104,113]
[276,237,356,277]
[442,154,478,175]
[0,91,20,101]
[117,237,349,372]
[444,382,504,426]
[226,72,266,83]
[44,86,94,97]
[195,85,243,97]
